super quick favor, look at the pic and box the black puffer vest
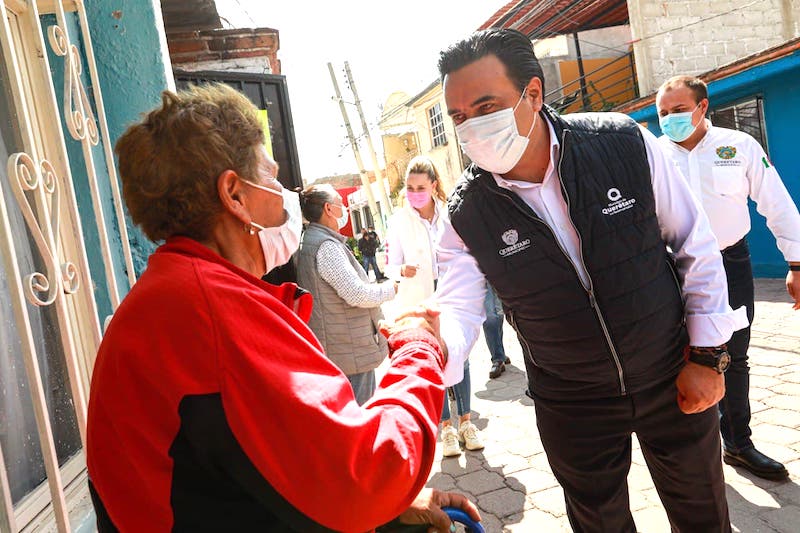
[449,108,688,401]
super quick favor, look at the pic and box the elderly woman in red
[86,84,479,533]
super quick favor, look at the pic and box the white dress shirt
[435,116,749,386]
[658,121,800,260]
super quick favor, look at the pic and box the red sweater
[87,237,445,532]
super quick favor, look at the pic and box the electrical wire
[231,0,258,27]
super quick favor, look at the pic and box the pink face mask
[406,190,432,209]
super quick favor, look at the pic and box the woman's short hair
[300,183,339,223]
[115,84,265,242]
[404,156,446,202]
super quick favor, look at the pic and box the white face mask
[455,90,537,174]
[241,179,302,274]
[332,202,349,230]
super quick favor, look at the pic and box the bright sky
[215,1,501,183]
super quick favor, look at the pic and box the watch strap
[687,345,729,373]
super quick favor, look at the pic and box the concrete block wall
[629,0,800,94]
[167,27,280,74]
[566,25,634,59]
[539,58,564,98]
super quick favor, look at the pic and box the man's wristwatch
[688,345,731,374]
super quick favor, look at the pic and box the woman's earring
[244,223,255,235]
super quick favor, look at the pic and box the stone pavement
[386,279,800,532]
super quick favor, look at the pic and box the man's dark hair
[658,75,708,104]
[438,29,545,94]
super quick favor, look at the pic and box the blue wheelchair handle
[443,507,485,533]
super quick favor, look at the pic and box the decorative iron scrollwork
[7,152,79,306]
[46,20,98,145]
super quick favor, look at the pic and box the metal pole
[628,51,639,98]
[327,62,385,236]
[573,32,590,111]
[344,61,394,223]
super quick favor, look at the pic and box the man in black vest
[419,29,749,532]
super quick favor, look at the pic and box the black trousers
[718,239,756,452]
[534,378,730,533]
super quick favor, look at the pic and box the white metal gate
[0,1,135,530]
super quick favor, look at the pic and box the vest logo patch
[499,228,531,257]
[602,187,637,216]
[502,229,518,245]
[716,146,736,159]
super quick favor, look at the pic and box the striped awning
[479,0,629,39]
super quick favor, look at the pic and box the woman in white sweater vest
[296,184,398,405]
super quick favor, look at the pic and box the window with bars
[428,102,447,148]
[708,96,769,155]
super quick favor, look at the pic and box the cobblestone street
[387,279,800,532]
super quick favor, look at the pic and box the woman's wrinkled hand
[396,488,481,533]
[379,315,435,339]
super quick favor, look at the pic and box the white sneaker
[441,425,462,457]
[458,421,485,451]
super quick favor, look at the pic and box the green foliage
[346,237,363,262]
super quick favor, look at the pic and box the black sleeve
[263,255,298,285]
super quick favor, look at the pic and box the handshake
[378,304,449,361]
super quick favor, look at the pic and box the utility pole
[344,61,393,221]
[327,62,385,237]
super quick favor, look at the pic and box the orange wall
[557,56,637,113]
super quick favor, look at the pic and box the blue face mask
[659,103,701,142]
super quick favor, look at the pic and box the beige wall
[381,133,418,195]
[628,0,800,95]
[379,82,465,197]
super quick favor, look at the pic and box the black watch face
[717,352,731,373]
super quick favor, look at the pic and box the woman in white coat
[386,156,484,458]
[386,157,444,308]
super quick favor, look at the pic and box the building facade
[628,0,800,95]
[378,81,464,197]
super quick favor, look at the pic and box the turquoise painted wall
[83,0,172,279]
[629,51,800,277]
[41,1,171,316]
